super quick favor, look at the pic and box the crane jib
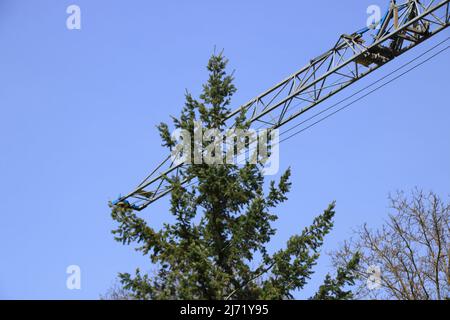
[112,0,450,211]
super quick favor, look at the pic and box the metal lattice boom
[113,0,450,211]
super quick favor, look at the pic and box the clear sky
[0,0,448,299]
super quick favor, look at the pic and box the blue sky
[0,0,448,299]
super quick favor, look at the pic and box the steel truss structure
[113,0,450,211]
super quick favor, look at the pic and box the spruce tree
[111,53,357,300]
[312,253,360,300]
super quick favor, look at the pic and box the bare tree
[332,189,450,300]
